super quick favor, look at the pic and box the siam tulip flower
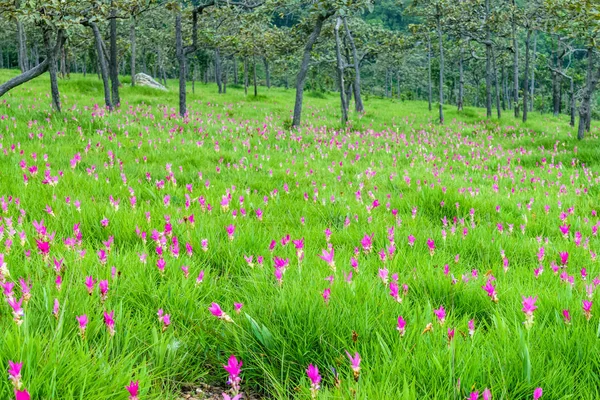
[201,239,208,252]
[99,280,109,302]
[226,225,235,241]
[389,281,402,303]
[181,265,189,278]
[196,270,205,286]
[35,239,50,259]
[85,276,96,295]
[52,298,59,319]
[14,389,30,400]
[209,303,232,322]
[318,248,335,271]
[223,355,243,394]
[100,217,109,227]
[562,309,571,325]
[559,251,569,265]
[522,296,538,329]
[55,275,62,291]
[157,309,171,332]
[502,257,509,273]
[426,238,435,256]
[482,388,491,400]
[306,364,321,398]
[97,249,107,265]
[8,297,24,325]
[8,361,23,388]
[361,233,374,253]
[582,300,593,321]
[533,387,543,400]
[104,310,116,336]
[433,305,446,325]
[482,280,499,303]
[407,235,415,247]
[468,319,475,337]
[76,315,88,338]
[396,316,406,336]
[447,327,455,345]
[126,381,139,400]
[19,279,31,303]
[322,288,331,304]
[157,258,166,274]
[222,393,242,400]
[559,224,570,238]
[345,351,361,381]
[350,257,359,273]
[469,391,479,400]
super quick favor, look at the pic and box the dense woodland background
[0,0,599,138]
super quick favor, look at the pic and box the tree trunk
[292,12,331,128]
[215,49,222,93]
[192,62,196,94]
[501,63,507,111]
[552,70,561,117]
[427,34,432,112]
[569,77,575,127]
[263,57,271,88]
[42,28,61,112]
[253,56,257,97]
[88,22,113,110]
[109,3,120,107]
[343,17,364,113]
[130,16,136,86]
[17,20,29,72]
[492,46,501,119]
[334,17,348,125]
[523,29,530,123]
[458,44,464,111]
[530,30,537,112]
[176,13,187,117]
[579,48,596,138]
[233,57,238,85]
[244,57,248,95]
[512,0,519,118]
[223,59,227,94]
[436,14,444,125]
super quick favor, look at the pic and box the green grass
[0,69,599,399]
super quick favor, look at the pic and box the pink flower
[52,298,59,319]
[345,351,361,381]
[209,302,232,322]
[482,280,499,302]
[396,316,406,336]
[85,276,96,295]
[222,393,242,400]
[469,391,479,400]
[433,305,446,325]
[533,387,543,400]
[389,281,402,302]
[583,300,593,321]
[522,296,538,329]
[361,233,374,253]
[318,247,335,270]
[322,288,331,304]
[562,309,571,324]
[407,235,415,247]
[482,388,492,400]
[76,314,88,337]
[426,238,435,255]
[306,364,321,396]
[226,224,236,240]
[234,302,243,314]
[468,319,475,337]
[223,355,243,394]
[447,327,455,344]
[99,280,109,301]
[8,361,23,387]
[14,389,30,400]
[104,310,116,336]
[559,251,569,265]
[126,380,139,400]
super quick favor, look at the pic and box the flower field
[1,72,600,399]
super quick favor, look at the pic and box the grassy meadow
[0,69,600,399]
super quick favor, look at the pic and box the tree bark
[512,0,519,118]
[492,46,501,119]
[263,57,271,88]
[334,17,348,125]
[42,28,61,112]
[530,30,537,112]
[578,48,596,139]
[176,13,187,116]
[427,34,432,112]
[88,22,113,110]
[215,48,222,93]
[523,29,530,122]
[130,15,136,86]
[343,17,364,113]
[436,13,444,125]
[109,3,120,106]
[458,44,464,111]
[233,57,238,85]
[292,12,332,128]
[253,56,257,97]
[244,57,248,95]
[17,20,29,72]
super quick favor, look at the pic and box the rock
[134,73,167,91]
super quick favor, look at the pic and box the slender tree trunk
[512,0,520,118]
[458,44,464,111]
[292,13,331,128]
[396,70,400,99]
[215,48,222,93]
[130,15,136,86]
[579,48,596,138]
[88,22,113,110]
[233,57,238,85]
[263,57,271,88]
[43,28,60,112]
[109,3,120,107]
[334,17,348,125]
[244,57,248,95]
[17,20,29,72]
[253,56,257,97]
[343,17,364,113]
[0,45,4,69]
[385,69,389,98]
[175,13,187,117]
[523,29,531,123]
[436,14,444,125]
[530,30,537,112]
[492,46,501,118]
[192,62,196,94]
[552,70,561,117]
[427,34,432,112]
[223,59,227,94]
[501,63,507,110]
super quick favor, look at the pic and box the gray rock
[134,73,167,91]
